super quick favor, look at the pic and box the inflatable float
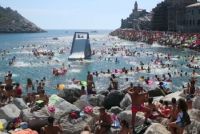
[53,68,67,76]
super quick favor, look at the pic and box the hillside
[0,6,45,33]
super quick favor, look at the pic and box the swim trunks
[132,105,145,113]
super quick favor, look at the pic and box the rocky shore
[0,6,45,33]
[110,29,200,51]
[0,86,199,134]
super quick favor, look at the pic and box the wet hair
[99,107,105,112]
[40,89,45,94]
[81,86,85,90]
[121,120,129,128]
[164,101,169,106]
[111,74,116,78]
[171,98,176,104]
[48,116,54,124]
[178,98,188,112]
[16,83,20,87]
[27,78,32,85]
[148,97,154,104]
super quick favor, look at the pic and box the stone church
[121,1,152,30]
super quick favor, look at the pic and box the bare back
[129,91,147,105]
[42,125,62,134]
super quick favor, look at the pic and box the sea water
[0,30,199,95]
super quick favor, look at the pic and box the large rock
[103,91,124,109]
[118,110,145,127]
[88,94,105,106]
[144,123,170,134]
[192,96,200,110]
[73,99,90,110]
[188,109,200,122]
[13,98,28,110]
[28,118,48,132]
[22,95,80,122]
[59,114,95,134]
[184,119,200,134]
[62,88,82,103]
[108,106,123,115]
[49,95,80,117]
[161,91,184,103]
[0,104,21,121]
[120,93,132,109]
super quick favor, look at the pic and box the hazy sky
[0,0,163,29]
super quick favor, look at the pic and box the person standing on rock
[87,71,96,95]
[128,85,150,133]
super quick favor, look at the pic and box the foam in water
[13,61,31,67]
[69,69,81,73]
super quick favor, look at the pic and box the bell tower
[134,1,138,11]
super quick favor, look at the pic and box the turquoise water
[0,30,200,95]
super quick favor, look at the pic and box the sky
[0,0,163,29]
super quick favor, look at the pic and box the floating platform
[68,32,91,60]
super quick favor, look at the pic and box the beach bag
[84,106,93,114]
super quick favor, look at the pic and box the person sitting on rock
[95,107,112,134]
[160,101,171,118]
[40,116,62,134]
[35,89,49,105]
[0,85,6,106]
[145,97,162,120]
[168,99,191,134]
[169,98,178,123]
[128,86,151,133]
[119,120,131,134]
[14,83,22,98]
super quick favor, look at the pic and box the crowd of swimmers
[0,71,49,108]
[110,29,200,50]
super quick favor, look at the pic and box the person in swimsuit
[119,120,131,134]
[168,99,191,134]
[40,116,62,134]
[95,107,112,134]
[128,85,151,133]
[169,98,178,122]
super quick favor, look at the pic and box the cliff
[0,6,45,33]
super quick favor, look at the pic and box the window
[193,20,195,25]
[198,20,200,25]
[199,9,200,14]
[190,20,192,25]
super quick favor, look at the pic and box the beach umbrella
[57,84,65,90]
